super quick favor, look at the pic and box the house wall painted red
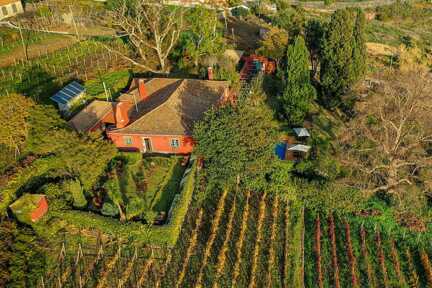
[30,197,48,222]
[107,133,195,154]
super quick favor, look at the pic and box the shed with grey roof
[293,128,311,138]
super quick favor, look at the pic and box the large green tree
[193,78,279,192]
[178,6,225,68]
[280,36,316,125]
[320,9,366,106]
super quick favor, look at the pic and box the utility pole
[17,21,29,61]
[103,82,109,102]
[69,5,80,41]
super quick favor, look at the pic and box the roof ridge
[111,79,185,133]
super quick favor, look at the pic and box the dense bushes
[375,1,416,21]
[0,222,46,287]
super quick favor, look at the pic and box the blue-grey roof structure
[50,81,85,105]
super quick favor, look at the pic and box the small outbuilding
[0,0,24,20]
[293,128,311,139]
[9,194,48,224]
[286,144,311,161]
[50,81,86,113]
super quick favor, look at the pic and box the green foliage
[279,35,316,125]
[7,227,46,288]
[0,221,15,286]
[101,201,119,217]
[40,183,70,211]
[352,8,367,83]
[84,70,131,100]
[48,163,197,246]
[324,0,335,6]
[320,8,366,106]
[256,27,289,63]
[176,6,225,68]
[231,6,250,17]
[0,93,34,159]
[375,1,415,21]
[0,127,116,216]
[300,182,365,214]
[305,19,324,75]
[272,6,306,37]
[103,171,125,221]
[63,179,87,209]
[194,77,278,191]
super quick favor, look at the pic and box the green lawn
[84,70,131,100]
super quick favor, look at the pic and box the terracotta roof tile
[69,100,116,132]
[111,78,228,135]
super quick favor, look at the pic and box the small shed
[286,144,311,161]
[293,128,311,139]
[50,81,86,113]
[9,194,48,224]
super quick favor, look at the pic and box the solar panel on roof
[50,81,85,105]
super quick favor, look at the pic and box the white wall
[0,1,24,20]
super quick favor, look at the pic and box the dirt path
[289,0,396,10]
[0,35,77,68]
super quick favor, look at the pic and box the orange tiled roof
[111,78,229,136]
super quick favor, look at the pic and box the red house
[69,78,230,154]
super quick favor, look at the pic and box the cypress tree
[280,35,316,126]
[320,9,367,107]
[320,9,356,106]
[352,9,367,82]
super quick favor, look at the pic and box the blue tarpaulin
[275,142,287,160]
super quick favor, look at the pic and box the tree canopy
[279,35,316,125]
[193,77,279,192]
[320,8,366,106]
[176,6,225,68]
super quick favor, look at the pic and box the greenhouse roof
[50,81,85,105]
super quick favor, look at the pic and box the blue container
[275,142,287,160]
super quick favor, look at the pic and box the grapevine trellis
[18,0,107,33]
[0,40,130,99]
[304,211,432,288]
[38,232,169,288]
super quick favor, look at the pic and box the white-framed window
[2,7,8,16]
[12,4,17,13]
[124,136,133,145]
[170,138,180,148]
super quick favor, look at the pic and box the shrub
[101,201,119,217]
[63,179,87,209]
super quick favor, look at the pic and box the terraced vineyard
[40,240,167,288]
[304,212,432,288]
[162,189,304,288]
[39,188,432,288]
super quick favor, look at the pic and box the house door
[143,138,152,153]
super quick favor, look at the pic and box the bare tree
[340,68,432,203]
[106,0,184,73]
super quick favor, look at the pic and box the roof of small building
[50,81,85,105]
[287,144,311,153]
[111,78,229,136]
[293,128,310,138]
[0,0,21,5]
[69,100,116,132]
[9,194,46,223]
